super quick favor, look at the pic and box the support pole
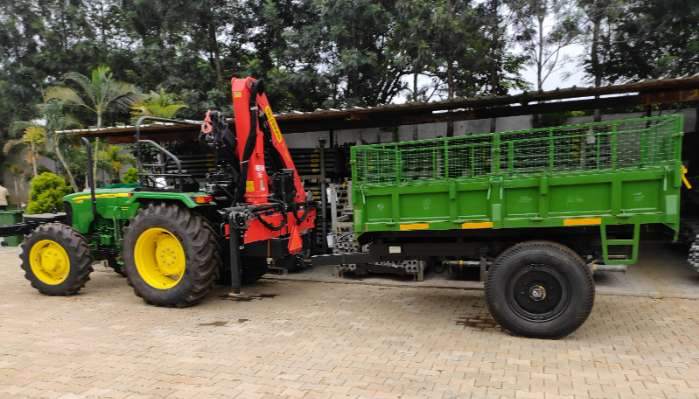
[229,212,242,295]
[81,138,98,221]
[319,139,329,253]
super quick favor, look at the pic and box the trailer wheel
[123,203,220,307]
[485,241,594,339]
[20,223,93,295]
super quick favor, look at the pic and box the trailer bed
[351,115,685,264]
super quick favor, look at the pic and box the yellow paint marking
[245,180,255,193]
[73,192,130,203]
[263,105,283,143]
[682,165,692,189]
[399,223,429,231]
[233,91,242,98]
[461,221,493,229]
[563,217,602,226]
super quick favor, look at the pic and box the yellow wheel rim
[134,227,186,290]
[29,239,71,285]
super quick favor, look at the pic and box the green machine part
[63,186,213,252]
[351,115,686,265]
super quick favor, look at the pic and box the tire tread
[19,223,93,296]
[123,203,220,307]
[485,240,594,339]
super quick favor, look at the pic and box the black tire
[122,203,220,307]
[20,223,93,295]
[485,241,595,339]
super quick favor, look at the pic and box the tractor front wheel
[123,203,220,307]
[20,223,93,296]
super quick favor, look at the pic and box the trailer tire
[123,203,220,307]
[485,241,594,339]
[20,223,93,296]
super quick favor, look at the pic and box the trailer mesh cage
[353,115,683,185]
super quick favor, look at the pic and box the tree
[429,0,507,135]
[45,65,138,179]
[430,1,487,101]
[479,0,528,96]
[26,172,71,214]
[575,0,622,121]
[39,100,82,191]
[98,145,135,183]
[6,164,27,203]
[130,89,187,119]
[291,0,408,107]
[393,0,439,102]
[21,126,46,177]
[595,0,699,82]
[509,0,581,91]
[121,167,138,184]
[3,123,31,174]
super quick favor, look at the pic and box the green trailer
[336,115,685,338]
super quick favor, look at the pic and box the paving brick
[1,247,698,399]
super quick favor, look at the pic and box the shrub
[121,167,139,184]
[26,172,71,214]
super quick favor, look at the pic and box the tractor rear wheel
[20,223,93,295]
[485,241,595,339]
[122,203,220,307]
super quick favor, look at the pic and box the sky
[520,43,589,93]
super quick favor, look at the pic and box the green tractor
[11,77,316,307]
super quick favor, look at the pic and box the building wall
[284,110,696,149]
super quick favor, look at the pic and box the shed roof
[63,75,699,143]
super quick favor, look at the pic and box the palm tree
[5,102,82,192]
[130,89,187,120]
[21,126,46,177]
[45,65,138,180]
[3,123,31,183]
[39,100,81,191]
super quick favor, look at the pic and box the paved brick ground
[273,244,699,300]
[1,246,699,399]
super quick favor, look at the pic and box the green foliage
[38,100,82,191]
[45,65,138,128]
[293,0,408,106]
[98,145,135,183]
[121,167,139,184]
[595,0,699,82]
[21,125,46,177]
[22,126,45,145]
[130,89,187,119]
[26,172,71,214]
[0,0,695,143]
[45,65,139,182]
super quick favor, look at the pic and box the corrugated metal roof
[62,74,699,142]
